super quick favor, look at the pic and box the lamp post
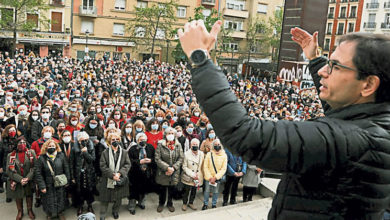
[166,39,170,63]
[84,30,89,60]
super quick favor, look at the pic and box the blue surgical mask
[162,124,168,129]
[151,124,159,130]
[89,123,97,129]
[136,127,143,133]
[209,133,215,139]
[186,127,193,134]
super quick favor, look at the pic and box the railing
[79,5,97,16]
[349,14,356,18]
[50,0,65,6]
[339,14,346,18]
[384,2,390,8]
[202,0,216,6]
[329,0,336,3]
[340,0,348,3]
[350,0,359,2]
[381,22,390,29]
[337,30,344,35]
[364,22,377,28]
[366,2,380,9]
[328,14,334,18]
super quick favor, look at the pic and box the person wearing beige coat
[181,138,204,211]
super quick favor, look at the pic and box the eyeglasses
[19,141,26,144]
[326,58,359,75]
[111,139,120,141]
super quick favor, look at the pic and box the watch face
[191,50,206,64]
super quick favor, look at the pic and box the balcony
[385,2,390,9]
[79,5,97,17]
[364,22,377,29]
[339,14,346,18]
[202,0,215,6]
[366,2,380,9]
[50,0,65,6]
[340,0,348,3]
[231,31,246,39]
[381,22,390,29]
[350,0,359,2]
[328,14,334,18]
[326,31,332,35]
[224,9,249,19]
[329,0,336,3]
[337,30,344,35]
[349,14,356,18]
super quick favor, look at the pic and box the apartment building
[72,0,197,61]
[323,0,364,57]
[0,0,72,57]
[218,0,284,73]
[361,0,390,33]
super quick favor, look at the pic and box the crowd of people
[0,51,323,220]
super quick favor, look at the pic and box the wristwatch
[190,49,209,68]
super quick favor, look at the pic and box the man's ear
[361,75,380,98]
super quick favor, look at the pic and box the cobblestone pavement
[0,183,271,219]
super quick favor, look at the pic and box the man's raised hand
[290,27,319,60]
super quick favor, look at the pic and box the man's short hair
[337,33,390,103]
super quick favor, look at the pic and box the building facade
[0,0,72,57]
[72,0,197,62]
[323,0,364,57]
[216,0,284,74]
[360,0,390,34]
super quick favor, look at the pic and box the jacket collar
[325,102,390,121]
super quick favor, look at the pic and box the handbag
[46,160,68,188]
[211,152,226,183]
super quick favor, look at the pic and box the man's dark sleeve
[308,57,331,113]
[191,61,350,174]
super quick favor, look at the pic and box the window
[339,7,346,18]
[328,7,334,18]
[51,12,62,32]
[1,8,14,27]
[202,8,211,17]
[177,6,186,18]
[386,13,390,25]
[337,23,344,35]
[226,0,245,11]
[326,23,333,34]
[136,1,147,8]
[135,26,145,37]
[224,20,243,31]
[257,3,268,14]
[324,38,330,50]
[113,23,125,36]
[81,20,94,34]
[348,23,354,32]
[368,13,376,22]
[223,43,239,52]
[82,0,94,8]
[114,0,126,10]
[156,28,165,39]
[27,13,38,29]
[350,6,357,18]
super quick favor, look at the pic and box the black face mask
[191,146,199,151]
[112,141,120,148]
[89,111,96,115]
[214,145,221,151]
[139,141,146,147]
[81,140,88,146]
[166,115,171,120]
[199,122,206,127]
[47,148,56,154]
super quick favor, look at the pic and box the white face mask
[71,120,78,126]
[166,134,175,141]
[0,112,4,117]
[63,136,71,143]
[194,112,200,117]
[43,132,52,139]
[41,113,50,120]
[108,123,115,129]
[125,127,132,134]
[176,131,182,138]
[130,107,136,112]
[32,115,38,120]
[114,115,121,120]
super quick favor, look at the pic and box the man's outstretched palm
[290,27,319,60]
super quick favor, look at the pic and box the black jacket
[191,59,390,219]
[31,119,57,142]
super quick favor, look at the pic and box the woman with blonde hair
[35,139,70,220]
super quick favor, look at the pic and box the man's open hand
[178,20,222,58]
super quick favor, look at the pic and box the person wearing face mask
[121,122,136,151]
[155,127,184,213]
[127,133,156,215]
[25,110,40,144]
[196,115,209,142]
[190,108,201,125]
[181,138,204,211]
[31,107,57,141]
[109,109,125,129]
[65,114,84,137]
[37,89,48,105]
[59,130,76,208]
[183,122,200,151]
[145,118,163,149]
[0,124,19,202]
[73,132,96,216]
[5,105,29,141]
[202,139,227,210]
[6,136,37,220]
[34,139,70,220]
[174,125,189,153]
[0,107,8,129]
[97,132,131,220]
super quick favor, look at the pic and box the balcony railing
[339,14,346,18]
[337,30,344,35]
[364,22,377,28]
[366,2,380,9]
[79,5,97,16]
[202,0,215,6]
[328,14,334,18]
[385,2,390,8]
[50,0,65,6]
[350,0,359,2]
[350,14,356,18]
[381,22,390,29]
[340,0,348,3]
[329,0,336,3]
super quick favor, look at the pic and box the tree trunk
[150,13,162,61]
[246,45,251,80]
[11,9,18,59]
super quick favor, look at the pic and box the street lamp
[166,39,170,63]
[84,30,89,60]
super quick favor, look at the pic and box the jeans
[383,211,390,220]
[203,181,220,206]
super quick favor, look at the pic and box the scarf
[46,151,57,160]
[8,149,34,176]
[167,140,175,151]
[107,147,122,189]
[137,145,147,159]
[64,143,71,158]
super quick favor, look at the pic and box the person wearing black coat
[82,115,104,178]
[34,139,70,220]
[127,132,156,215]
[179,22,390,219]
[59,129,76,208]
[31,107,57,142]
[72,131,96,216]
